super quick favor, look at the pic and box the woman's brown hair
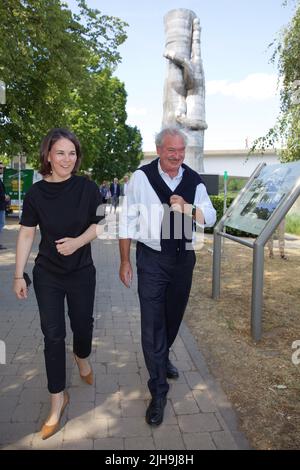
[39,128,82,176]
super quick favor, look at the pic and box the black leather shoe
[166,359,179,379]
[145,396,167,426]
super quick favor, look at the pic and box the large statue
[162,9,207,172]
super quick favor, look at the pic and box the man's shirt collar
[158,159,184,180]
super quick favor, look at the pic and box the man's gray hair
[155,126,187,147]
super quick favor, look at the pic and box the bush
[219,176,248,193]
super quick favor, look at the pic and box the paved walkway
[0,219,250,450]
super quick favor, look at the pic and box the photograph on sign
[225,162,300,236]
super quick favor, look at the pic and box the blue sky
[67,0,296,150]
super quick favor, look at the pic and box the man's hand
[119,261,133,288]
[55,237,81,256]
[170,195,190,214]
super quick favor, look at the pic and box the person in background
[110,177,120,213]
[121,175,129,197]
[267,217,288,260]
[119,126,216,426]
[13,128,103,440]
[99,180,110,213]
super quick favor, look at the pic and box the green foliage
[74,0,128,71]
[67,71,143,182]
[206,195,254,237]
[251,2,300,162]
[0,154,10,166]
[0,0,142,179]
[219,176,248,193]
[286,213,300,235]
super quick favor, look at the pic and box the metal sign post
[212,161,300,341]
[223,170,228,216]
[221,170,228,254]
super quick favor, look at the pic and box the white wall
[203,153,280,177]
[141,150,280,178]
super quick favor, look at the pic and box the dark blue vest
[139,158,204,255]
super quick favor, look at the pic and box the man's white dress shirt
[119,160,216,251]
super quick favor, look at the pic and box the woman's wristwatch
[191,205,197,218]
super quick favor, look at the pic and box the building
[140,149,280,178]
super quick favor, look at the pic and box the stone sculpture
[162,9,207,172]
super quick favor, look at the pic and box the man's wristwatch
[191,205,197,218]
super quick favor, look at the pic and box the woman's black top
[20,175,103,274]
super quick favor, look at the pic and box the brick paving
[0,218,250,450]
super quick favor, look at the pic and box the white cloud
[207,73,281,101]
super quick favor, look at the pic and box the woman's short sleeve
[20,191,39,227]
[90,183,105,224]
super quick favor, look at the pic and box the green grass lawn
[286,214,300,236]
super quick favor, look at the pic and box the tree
[68,70,142,181]
[251,1,300,162]
[95,78,143,181]
[124,124,144,175]
[0,0,127,158]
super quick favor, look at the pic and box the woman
[13,128,103,439]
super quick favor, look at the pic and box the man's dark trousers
[136,242,196,398]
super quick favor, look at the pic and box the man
[121,175,129,197]
[119,127,216,426]
[110,177,120,213]
[0,162,7,250]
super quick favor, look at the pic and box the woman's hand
[55,237,81,256]
[14,278,28,299]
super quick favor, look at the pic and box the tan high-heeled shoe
[74,354,93,385]
[80,368,93,385]
[40,391,69,440]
